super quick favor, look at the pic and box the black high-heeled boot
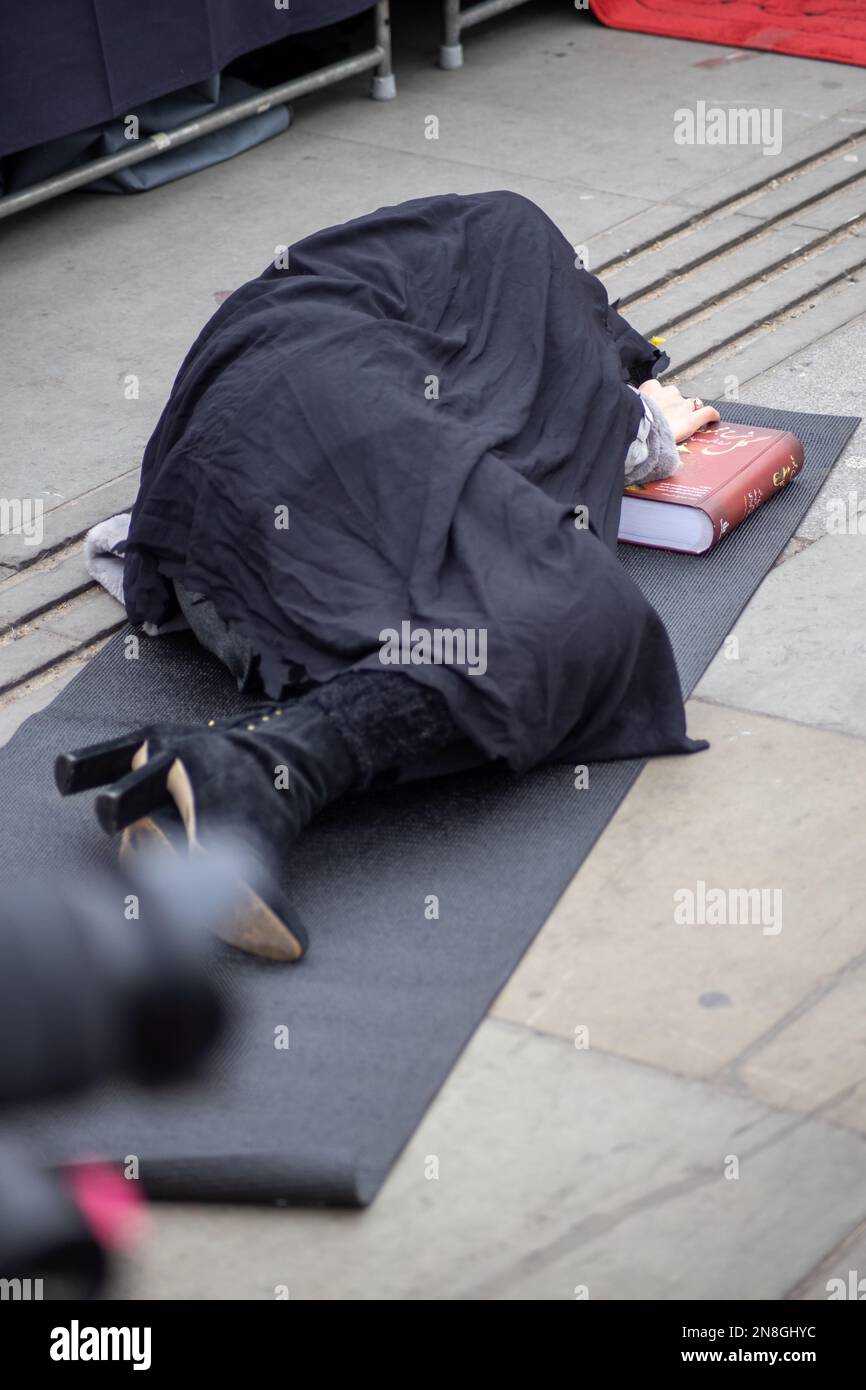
[55,704,358,962]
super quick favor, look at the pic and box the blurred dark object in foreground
[0,847,243,1299]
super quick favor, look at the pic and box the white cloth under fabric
[85,411,679,623]
[83,512,128,604]
[84,513,188,635]
[623,387,681,485]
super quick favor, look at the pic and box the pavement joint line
[0,584,103,640]
[637,217,866,336]
[773,535,820,566]
[737,302,866,385]
[682,291,866,390]
[0,638,109,715]
[663,248,866,378]
[0,534,91,590]
[42,462,138,506]
[0,647,76,698]
[784,1214,866,1300]
[288,119,649,209]
[450,1056,863,1302]
[635,155,866,284]
[596,126,866,276]
[489,1017,865,1144]
[689,694,866,746]
[616,200,866,314]
[717,956,866,1084]
[0,578,96,639]
[0,609,125,696]
[611,218,799,310]
[2,465,138,575]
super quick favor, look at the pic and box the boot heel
[95,752,174,836]
[219,874,309,963]
[55,734,147,796]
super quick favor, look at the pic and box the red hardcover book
[618,421,804,555]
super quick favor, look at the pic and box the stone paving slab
[298,51,823,209]
[601,212,799,306]
[0,472,136,572]
[39,586,125,647]
[118,1018,866,1301]
[702,308,866,532]
[745,151,866,225]
[790,1222,866,1301]
[0,549,92,635]
[491,701,866,1088]
[641,231,866,369]
[792,178,866,235]
[0,625,77,693]
[677,110,866,212]
[365,10,866,207]
[681,279,866,400]
[0,588,125,693]
[695,535,866,739]
[612,220,816,327]
[0,649,97,748]
[589,114,866,272]
[585,201,701,275]
[739,959,866,1138]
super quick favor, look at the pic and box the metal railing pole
[440,0,537,69]
[440,0,464,68]
[372,0,397,99]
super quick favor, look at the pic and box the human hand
[638,379,721,443]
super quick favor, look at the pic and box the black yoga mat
[0,402,858,1205]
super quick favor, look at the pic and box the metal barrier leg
[371,0,397,98]
[441,0,537,70]
[440,0,465,69]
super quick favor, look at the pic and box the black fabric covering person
[121,191,702,777]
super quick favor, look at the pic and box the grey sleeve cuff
[623,387,681,486]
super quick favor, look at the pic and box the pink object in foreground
[62,1161,148,1252]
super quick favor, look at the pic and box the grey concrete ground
[1,1,865,1299]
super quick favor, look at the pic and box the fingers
[682,405,721,438]
[639,381,721,443]
[664,386,694,411]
